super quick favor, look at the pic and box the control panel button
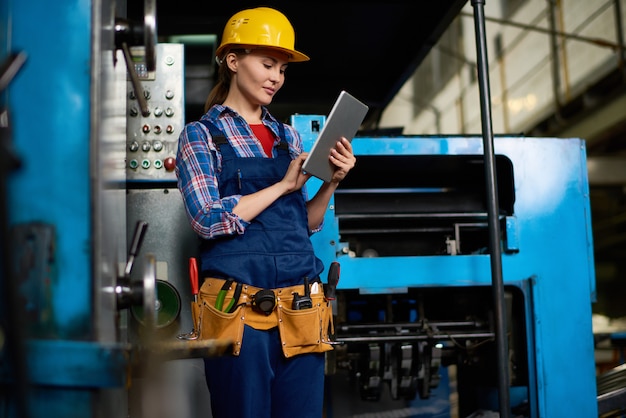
[164,156,176,172]
[128,141,139,152]
[125,44,184,181]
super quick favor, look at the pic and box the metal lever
[125,220,149,277]
[120,42,150,117]
[0,52,27,93]
[113,0,157,117]
[114,220,149,310]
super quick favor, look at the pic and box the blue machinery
[295,115,598,417]
[0,0,601,417]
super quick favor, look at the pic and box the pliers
[215,278,242,313]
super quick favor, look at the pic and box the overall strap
[199,119,291,156]
[274,123,290,155]
[198,119,233,156]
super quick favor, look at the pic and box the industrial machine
[0,2,228,417]
[0,0,600,417]
[293,115,598,417]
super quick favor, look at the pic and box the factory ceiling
[128,1,469,127]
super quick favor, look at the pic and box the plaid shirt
[175,105,310,240]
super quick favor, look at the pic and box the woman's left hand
[329,137,356,183]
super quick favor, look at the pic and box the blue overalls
[198,120,326,418]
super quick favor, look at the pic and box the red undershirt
[250,124,275,157]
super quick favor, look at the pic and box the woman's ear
[225,52,238,73]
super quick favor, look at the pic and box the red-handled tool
[189,257,199,302]
[325,261,340,301]
[178,257,200,340]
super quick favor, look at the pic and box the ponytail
[204,62,230,112]
[204,49,248,113]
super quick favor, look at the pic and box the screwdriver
[177,257,200,340]
[189,257,199,303]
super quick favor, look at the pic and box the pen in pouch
[237,168,242,190]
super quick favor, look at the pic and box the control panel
[126,43,185,181]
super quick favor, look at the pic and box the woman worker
[175,6,356,418]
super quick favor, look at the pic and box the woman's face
[230,49,290,106]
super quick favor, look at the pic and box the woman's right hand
[281,153,311,194]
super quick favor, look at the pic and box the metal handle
[143,0,157,72]
[113,0,157,116]
[140,253,157,331]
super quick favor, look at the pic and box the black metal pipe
[0,53,30,418]
[470,1,511,417]
[615,0,625,71]
[546,0,564,121]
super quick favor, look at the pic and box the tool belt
[192,278,334,357]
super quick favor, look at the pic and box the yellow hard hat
[216,7,310,62]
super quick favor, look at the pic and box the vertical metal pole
[614,0,625,71]
[0,53,29,418]
[547,0,563,118]
[470,1,511,417]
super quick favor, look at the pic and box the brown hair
[204,49,248,112]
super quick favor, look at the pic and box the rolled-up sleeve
[175,122,250,240]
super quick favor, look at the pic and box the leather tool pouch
[192,294,245,355]
[277,293,334,358]
[192,279,335,357]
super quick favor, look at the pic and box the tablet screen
[302,91,369,182]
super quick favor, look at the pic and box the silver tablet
[302,91,369,182]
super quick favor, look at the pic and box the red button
[164,156,176,171]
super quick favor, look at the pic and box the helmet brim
[216,43,310,63]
